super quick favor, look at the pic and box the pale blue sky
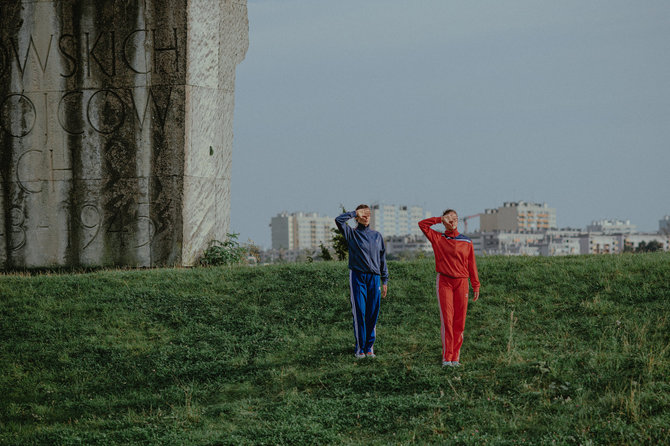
[231,0,670,248]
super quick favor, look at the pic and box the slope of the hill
[1,254,669,445]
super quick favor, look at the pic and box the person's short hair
[356,204,370,211]
[442,209,457,216]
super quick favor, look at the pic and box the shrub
[198,233,246,266]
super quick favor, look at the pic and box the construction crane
[462,214,481,234]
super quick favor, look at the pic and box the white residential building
[587,219,637,234]
[538,229,583,256]
[621,233,670,252]
[384,234,432,256]
[369,204,431,237]
[577,232,668,254]
[480,201,556,232]
[540,237,581,256]
[270,212,335,251]
[470,231,545,256]
[579,233,621,254]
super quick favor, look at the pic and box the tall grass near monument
[1,254,669,444]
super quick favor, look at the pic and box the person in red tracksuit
[419,209,481,367]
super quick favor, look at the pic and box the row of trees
[625,240,664,253]
[639,240,664,252]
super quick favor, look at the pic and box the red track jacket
[419,217,481,292]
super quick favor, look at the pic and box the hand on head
[441,211,458,231]
[355,207,371,226]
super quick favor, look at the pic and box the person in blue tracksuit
[335,205,389,359]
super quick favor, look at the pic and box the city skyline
[252,202,668,251]
[266,203,669,253]
[230,1,670,248]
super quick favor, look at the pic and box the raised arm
[335,211,357,240]
[418,217,443,244]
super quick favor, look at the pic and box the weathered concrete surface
[0,0,248,267]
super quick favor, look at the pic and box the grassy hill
[1,254,669,445]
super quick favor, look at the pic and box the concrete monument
[0,0,249,267]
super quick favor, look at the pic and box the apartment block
[540,236,581,256]
[579,233,621,254]
[470,231,545,256]
[370,204,431,237]
[587,219,637,234]
[480,201,556,232]
[270,212,335,251]
[384,235,432,256]
[621,233,670,252]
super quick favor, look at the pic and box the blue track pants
[349,269,381,355]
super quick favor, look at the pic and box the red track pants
[436,273,469,362]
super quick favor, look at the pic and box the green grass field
[1,254,669,445]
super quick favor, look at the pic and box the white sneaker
[366,352,376,358]
[355,352,366,359]
[442,361,453,367]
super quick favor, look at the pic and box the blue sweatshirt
[335,211,389,284]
